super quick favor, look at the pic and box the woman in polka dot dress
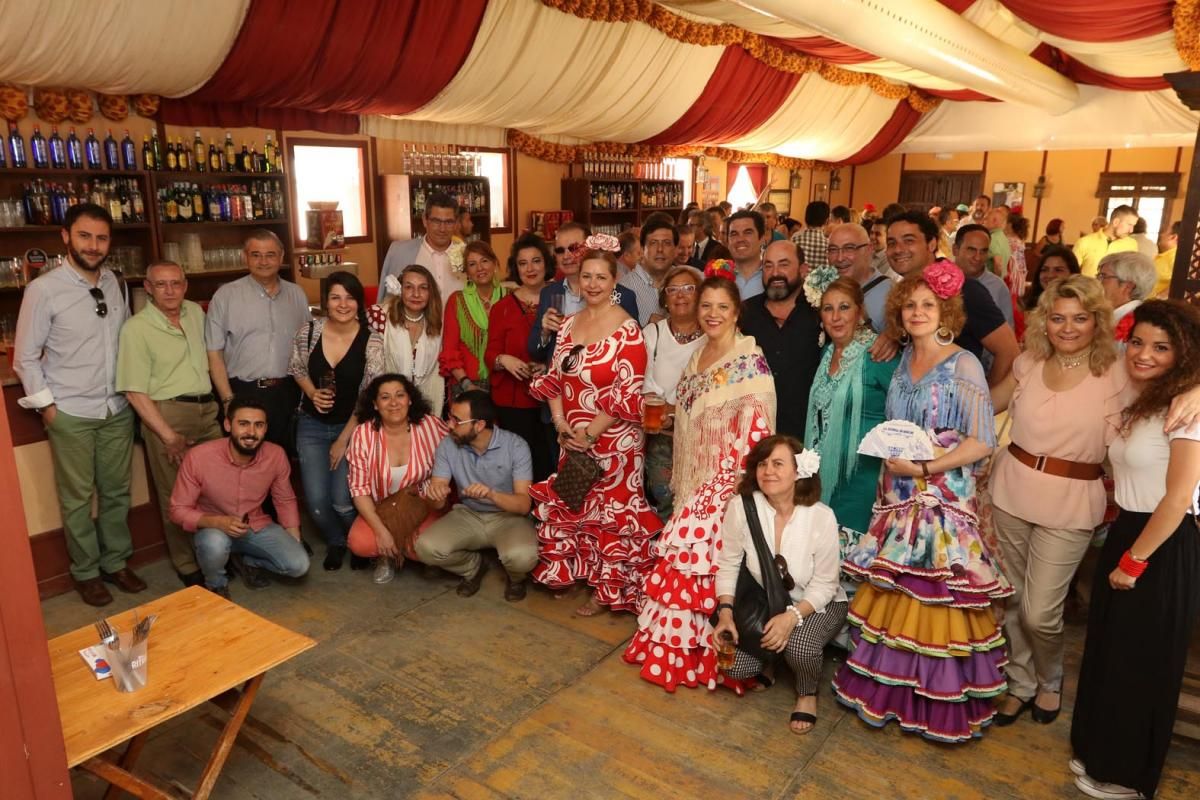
[623,275,776,692]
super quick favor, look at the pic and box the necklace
[668,320,702,344]
[403,311,425,324]
[1055,348,1091,370]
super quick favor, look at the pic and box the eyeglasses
[1097,271,1122,283]
[554,242,587,256]
[773,554,796,591]
[426,217,457,228]
[89,287,108,318]
[826,243,870,258]
[561,343,585,373]
[447,415,478,427]
[664,285,697,295]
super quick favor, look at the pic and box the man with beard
[619,213,676,325]
[416,391,536,601]
[737,239,822,438]
[827,223,892,333]
[169,397,309,599]
[727,209,767,299]
[14,203,145,606]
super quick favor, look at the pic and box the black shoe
[1032,700,1062,724]
[207,584,232,600]
[179,570,205,588]
[349,554,371,570]
[456,563,487,597]
[993,695,1034,727]
[229,553,270,589]
[323,545,347,571]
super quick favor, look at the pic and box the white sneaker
[1069,758,1087,777]
[372,557,395,585]
[1074,774,1145,800]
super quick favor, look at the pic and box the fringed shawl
[804,330,874,501]
[887,348,997,450]
[671,334,776,501]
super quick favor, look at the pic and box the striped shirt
[346,414,449,501]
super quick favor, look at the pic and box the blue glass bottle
[9,124,27,169]
[120,130,136,171]
[103,130,119,170]
[48,126,66,169]
[30,126,48,169]
[83,129,101,170]
[66,127,83,169]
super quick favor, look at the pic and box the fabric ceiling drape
[641,47,800,146]
[160,0,485,127]
[838,101,925,164]
[997,0,1173,42]
[1031,45,1169,92]
[772,36,877,65]
[159,101,359,135]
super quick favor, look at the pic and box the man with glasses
[827,223,892,333]
[416,390,537,601]
[619,213,676,325]
[206,229,310,450]
[14,202,144,606]
[1097,251,1158,331]
[117,261,222,588]
[379,190,464,304]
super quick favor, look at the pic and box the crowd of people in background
[13,188,1200,800]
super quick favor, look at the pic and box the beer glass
[643,393,666,435]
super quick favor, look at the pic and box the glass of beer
[318,372,337,412]
[644,393,666,434]
[717,631,736,672]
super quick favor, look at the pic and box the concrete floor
[42,544,1200,800]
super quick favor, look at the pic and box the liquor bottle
[46,126,65,169]
[163,185,178,222]
[150,129,163,172]
[223,132,235,172]
[0,133,6,168]
[102,129,119,170]
[117,180,131,223]
[193,131,205,173]
[263,134,275,173]
[191,183,203,219]
[83,129,101,170]
[30,126,48,169]
[165,137,178,171]
[120,130,137,171]
[250,145,261,173]
[9,124,27,169]
[177,137,191,172]
[238,142,250,172]
[106,181,123,223]
[274,147,283,173]
[66,127,83,169]
[176,182,193,220]
[142,135,155,170]
[129,179,145,222]
[208,140,221,172]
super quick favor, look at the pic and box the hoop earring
[898,331,911,345]
[935,326,954,346]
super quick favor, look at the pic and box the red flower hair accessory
[923,259,965,299]
[585,233,620,253]
[704,259,736,280]
[1115,313,1135,342]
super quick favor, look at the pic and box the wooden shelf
[587,208,637,215]
[150,171,285,181]
[0,167,147,178]
[159,219,288,229]
[0,223,151,233]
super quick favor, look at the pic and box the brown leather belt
[1008,443,1104,481]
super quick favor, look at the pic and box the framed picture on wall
[992,181,1025,215]
[767,189,791,217]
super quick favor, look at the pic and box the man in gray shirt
[206,229,310,450]
[416,391,537,602]
[13,203,145,606]
[827,222,892,334]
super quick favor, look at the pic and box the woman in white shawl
[366,265,445,417]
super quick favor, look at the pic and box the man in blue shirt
[416,391,537,601]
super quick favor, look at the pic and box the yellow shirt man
[1154,247,1176,298]
[1073,230,1137,277]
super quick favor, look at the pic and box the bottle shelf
[0,167,147,177]
[150,170,286,181]
[0,223,151,233]
[159,218,288,228]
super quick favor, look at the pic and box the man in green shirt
[985,204,1011,280]
[116,261,221,586]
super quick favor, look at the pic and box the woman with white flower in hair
[366,264,445,416]
[712,434,848,735]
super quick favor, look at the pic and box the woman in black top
[289,272,384,570]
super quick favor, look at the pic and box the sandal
[574,596,604,617]
[749,672,775,692]
[789,711,817,735]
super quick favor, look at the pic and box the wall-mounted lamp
[829,169,842,191]
[1033,175,1047,199]
[789,169,803,189]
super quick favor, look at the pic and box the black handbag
[710,493,791,662]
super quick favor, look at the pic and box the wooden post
[1165,71,1200,301]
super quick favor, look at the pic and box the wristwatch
[717,602,735,613]
[584,430,598,445]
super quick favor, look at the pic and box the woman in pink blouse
[346,373,449,585]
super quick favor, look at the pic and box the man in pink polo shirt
[169,397,309,598]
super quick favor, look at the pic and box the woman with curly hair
[1071,301,1200,800]
[833,261,1012,743]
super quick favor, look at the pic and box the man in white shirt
[379,191,463,304]
[1098,251,1158,329]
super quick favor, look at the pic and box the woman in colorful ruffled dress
[623,268,776,692]
[529,239,662,616]
[833,261,1012,743]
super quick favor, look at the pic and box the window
[462,150,511,231]
[727,165,757,211]
[1097,172,1180,240]
[289,140,370,244]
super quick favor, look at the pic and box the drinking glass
[643,393,666,435]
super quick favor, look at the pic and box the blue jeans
[194,524,310,589]
[295,412,356,547]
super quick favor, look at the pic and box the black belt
[169,393,215,404]
[232,378,290,389]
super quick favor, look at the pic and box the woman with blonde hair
[366,264,445,416]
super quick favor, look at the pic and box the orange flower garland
[97,93,129,122]
[1175,0,1200,70]
[33,87,70,124]
[65,88,93,123]
[0,83,29,122]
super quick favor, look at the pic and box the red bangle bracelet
[1118,550,1148,578]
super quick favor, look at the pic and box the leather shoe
[1032,700,1062,724]
[75,577,113,607]
[456,562,487,597]
[207,584,231,600]
[229,553,270,589]
[101,567,147,593]
[504,577,527,602]
[993,695,1033,727]
[323,545,347,571]
[179,570,205,588]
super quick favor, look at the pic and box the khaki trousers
[142,399,222,575]
[993,505,1093,698]
[414,504,538,581]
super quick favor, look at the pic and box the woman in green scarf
[804,276,899,638]
[440,241,507,400]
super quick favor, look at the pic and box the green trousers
[45,405,135,580]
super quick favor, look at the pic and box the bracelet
[494,355,506,371]
[787,605,804,626]
[584,430,598,445]
[1118,550,1148,578]
[920,461,930,478]
[717,602,734,614]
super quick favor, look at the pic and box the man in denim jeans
[169,397,309,598]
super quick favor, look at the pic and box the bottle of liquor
[191,183,203,219]
[129,179,145,222]
[0,133,6,168]
[120,130,137,171]
[238,142,250,172]
[223,132,235,172]
[163,185,178,222]
[101,130,119,170]
[83,129,101,170]
[177,137,191,172]
[150,129,163,172]
[117,180,131,223]
[193,131,205,173]
[206,184,221,221]
[175,182,193,220]
[46,126,65,169]
[9,124,28,169]
[142,135,155,170]
[250,145,261,173]
[65,127,83,169]
[274,146,283,173]
[30,126,49,169]
[263,134,275,173]
[208,139,221,172]
[106,180,123,223]
[165,137,178,171]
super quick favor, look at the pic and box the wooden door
[899,171,983,213]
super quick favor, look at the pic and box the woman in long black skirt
[1071,300,1200,800]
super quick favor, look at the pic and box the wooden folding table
[48,585,315,799]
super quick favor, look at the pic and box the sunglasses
[773,554,795,591]
[561,343,585,373]
[554,242,587,256]
[89,287,108,318]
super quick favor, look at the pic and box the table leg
[100,732,150,800]
[192,674,264,800]
[80,752,173,800]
